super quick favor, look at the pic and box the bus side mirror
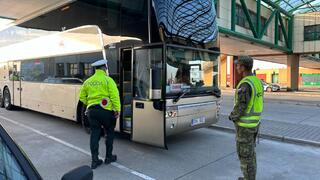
[153,100,165,111]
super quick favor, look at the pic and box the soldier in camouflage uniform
[229,56,264,180]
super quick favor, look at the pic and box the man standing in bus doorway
[229,56,264,180]
[79,59,121,169]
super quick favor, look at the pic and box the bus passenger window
[56,63,65,77]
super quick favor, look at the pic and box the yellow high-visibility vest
[234,76,264,128]
[79,69,121,112]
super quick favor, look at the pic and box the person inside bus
[79,59,121,169]
[175,67,192,86]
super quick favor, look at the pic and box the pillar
[219,54,227,88]
[287,54,300,91]
[233,56,241,88]
[227,56,234,88]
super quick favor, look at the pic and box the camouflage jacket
[229,82,252,122]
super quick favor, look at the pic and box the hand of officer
[114,111,120,119]
[85,109,89,116]
[228,115,236,122]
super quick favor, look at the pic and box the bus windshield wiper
[173,91,187,104]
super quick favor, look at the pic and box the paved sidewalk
[222,90,320,107]
[222,88,320,97]
[211,115,320,147]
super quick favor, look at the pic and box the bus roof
[0,25,141,62]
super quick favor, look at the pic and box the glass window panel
[56,63,65,77]
[0,137,27,180]
[235,3,267,35]
[304,24,320,41]
[261,17,268,35]
[21,59,48,82]
[166,46,219,97]
[20,52,103,83]
[134,48,162,99]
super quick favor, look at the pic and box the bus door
[9,61,21,106]
[131,45,166,148]
[119,48,133,133]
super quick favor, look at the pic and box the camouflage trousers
[235,124,259,180]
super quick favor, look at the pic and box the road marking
[0,115,156,180]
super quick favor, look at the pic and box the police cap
[91,59,108,67]
[234,56,253,70]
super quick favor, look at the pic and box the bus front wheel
[3,88,13,110]
[0,90,4,108]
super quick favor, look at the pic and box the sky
[253,59,287,70]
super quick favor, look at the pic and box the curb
[209,125,320,147]
[221,95,320,107]
[222,90,320,98]
[267,100,320,107]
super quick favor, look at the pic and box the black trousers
[87,106,116,161]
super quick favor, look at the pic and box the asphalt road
[220,92,320,127]
[1,107,320,180]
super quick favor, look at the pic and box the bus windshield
[166,46,219,98]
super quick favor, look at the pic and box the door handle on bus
[135,102,144,109]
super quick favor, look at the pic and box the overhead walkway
[1,0,320,91]
[218,0,320,91]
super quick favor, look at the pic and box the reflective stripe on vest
[234,76,264,128]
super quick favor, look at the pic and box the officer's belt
[89,105,104,110]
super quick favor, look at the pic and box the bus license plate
[191,117,205,126]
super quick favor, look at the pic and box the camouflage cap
[234,56,253,69]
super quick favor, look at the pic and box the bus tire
[81,105,91,134]
[3,88,13,110]
[0,90,4,108]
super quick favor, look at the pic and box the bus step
[123,81,132,92]
[123,129,131,134]
[123,94,132,104]
[123,105,132,117]
[124,71,131,81]
[123,117,131,130]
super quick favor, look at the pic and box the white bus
[0,0,220,148]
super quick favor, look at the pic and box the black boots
[91,155,116,169]
[238,177,244,180]
[91,159,103,169]
[105,155,117,164]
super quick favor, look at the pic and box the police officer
[79,59,121,169]
[229,56,264,180]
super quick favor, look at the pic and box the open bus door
[8,61,21,107]
[131,44,167,148]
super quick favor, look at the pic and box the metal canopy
[270,0,320,14]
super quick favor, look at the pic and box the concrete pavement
[222,89,320,107]
[215,91,320,146]
[220,92,319,126]
[1,108,320,179]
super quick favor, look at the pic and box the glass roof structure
[269,0,320,14]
